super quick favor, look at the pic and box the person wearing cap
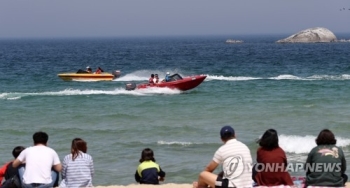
[86,66,92,73]
[165,72,171,82]
[193,125,253,188]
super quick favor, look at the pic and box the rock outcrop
[276,27,337,43]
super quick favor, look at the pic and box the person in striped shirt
[60,138,94,188]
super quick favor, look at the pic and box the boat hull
[58,70,120,81]
[136,75,206,91]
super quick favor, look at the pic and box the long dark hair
[258,129,279,150]
[316,129,337,145]
[71,138,87,161]
[139,148,156,163]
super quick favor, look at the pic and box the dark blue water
[0,35,350,186]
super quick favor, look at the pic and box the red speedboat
[125,74,206,91]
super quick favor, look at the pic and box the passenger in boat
[253,129,293,186]
[193,125,253,188]
[135,148,166,184]
[149,74,155,84]
[86,66,92,73]
[305,129,347,187]
[165,72,171,82]
[154,74,159,84]
[95,67,104,74]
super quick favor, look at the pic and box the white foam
[206,75,261,81]
[205,74,350,81]
[0,87,181,100]
[269,75,302,80]
[279,134,350,154]
[157,141,193,146]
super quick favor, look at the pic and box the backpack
[0,162,21,188]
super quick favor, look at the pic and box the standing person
[60,138,94,188]
[253,129,293,186]
[135,148,166,185]
[12,131,61,188]
[149,74,155,84]
[194,125,253,188]
[305,129,347,187]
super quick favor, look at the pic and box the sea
[0,34,350,186]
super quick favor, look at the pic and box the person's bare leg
[197,171,218,188]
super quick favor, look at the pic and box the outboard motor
[112,70,121,78]
[125,83,137,91]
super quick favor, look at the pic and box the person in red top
[149,74,155,84]
[253,129,294,186]
[95,67,104,74]
[0,146,25,183]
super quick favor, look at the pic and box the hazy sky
[0,0,349,38]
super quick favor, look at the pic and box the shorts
[215,176,235,188]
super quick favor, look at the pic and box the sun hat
[220,125,235,138]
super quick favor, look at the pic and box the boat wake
[206,74,350,81]
[0,88,181,100]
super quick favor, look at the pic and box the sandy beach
[94,183,192,188]
[93,182,350,188]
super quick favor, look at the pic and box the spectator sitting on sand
[0,146,25,187]
[305,129,348,187]
[135,148,166,185]
[13,131,61,188]
[193,125,253,188]
[60,138,94,188]
[253,129,293,186]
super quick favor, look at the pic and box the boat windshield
[169,73,183,81]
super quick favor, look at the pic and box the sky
[0,0,349,38]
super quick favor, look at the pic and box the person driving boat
[165,72,171,82]
[86,66,92,73]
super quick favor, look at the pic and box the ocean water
[1,35,350,186]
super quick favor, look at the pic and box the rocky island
[276,27,337,43]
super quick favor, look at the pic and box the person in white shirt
[194,125,253,188]
[13,131,62,188]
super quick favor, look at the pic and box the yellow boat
[58,70,121,81]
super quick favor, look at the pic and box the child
[135,148,166,184]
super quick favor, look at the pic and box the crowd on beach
[0,127,347,188]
